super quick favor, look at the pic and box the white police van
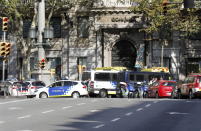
[82,67,126,98]
[34,80,88,98]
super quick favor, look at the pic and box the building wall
[7,0,201,82]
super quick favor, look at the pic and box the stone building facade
[4,0,201,84]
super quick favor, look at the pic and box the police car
[34,80,88,98]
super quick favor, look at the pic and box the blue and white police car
[34,80,88,98]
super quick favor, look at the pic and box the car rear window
[72,82,78,85]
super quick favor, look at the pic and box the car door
[153,82,160,96]
[48,81,64,97]
[63,81,73,96]
[148,82,159,97]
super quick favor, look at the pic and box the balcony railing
[94,0,138,8]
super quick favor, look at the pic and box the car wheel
[99,89,107,98]
[189,91,194,99]
[72,92,80,98]
[39,92,48,98]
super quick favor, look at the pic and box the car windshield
[162,82,176,87]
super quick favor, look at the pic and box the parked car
[34,80,88,98]
[177,73,201,99]
[8,81,28,96]
[24,80,46,98]
[147,80,176,98]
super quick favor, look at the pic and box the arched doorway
[112,40,137,68]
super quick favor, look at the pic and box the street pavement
[0,98,201,131]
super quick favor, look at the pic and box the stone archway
[112,40,137,68]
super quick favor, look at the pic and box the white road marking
[153,101,158,104]
[90,110,100,113]
[62,106,72,109]
[16,130,32,131]
[93,124,105,129]
[125,112,133,116]
[9,107,22,110]
[111,118,121,122]
[136,108,143,111]
[167,112,189,115]
[145,104,151,108]
[77,103,86,106]
[0,121,5,124]
[42,110,55,114]
[0,99,29,105]
[17,130,32,131]
[18,115,31,119]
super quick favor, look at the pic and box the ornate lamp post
[29,0,54,84]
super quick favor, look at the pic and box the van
[82,70,121,97]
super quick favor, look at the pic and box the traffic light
[162,0,168,15]
[0,42,6,56]
[82,65,86,72]
[0,42,11,57]
[5,42,11,56]
[184,0,194,8]
[39,58,46,69]
[2,17,9,32]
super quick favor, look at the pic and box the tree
[131,0,201,39]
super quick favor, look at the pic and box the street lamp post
[37,0,46,81]
[29,0,54,85]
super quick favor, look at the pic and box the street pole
[2,31,6,82]
[161,42,164,67]
[37,0,45,80]
[2,31,6,96]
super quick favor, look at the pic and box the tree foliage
[131,0,201,38]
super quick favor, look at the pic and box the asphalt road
[0,98,201,131]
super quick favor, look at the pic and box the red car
[148,80,176,98]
